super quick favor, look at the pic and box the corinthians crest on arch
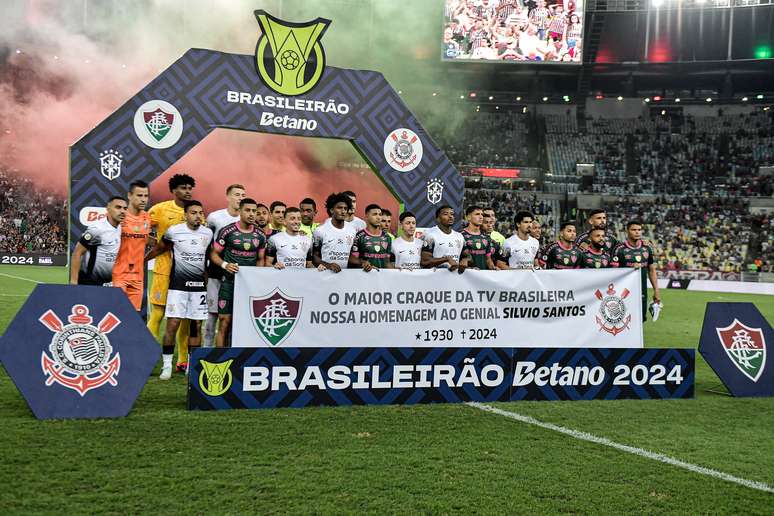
[250,288,302,346]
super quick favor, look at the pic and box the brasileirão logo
[199,359,234,396]
[254,10,331,96]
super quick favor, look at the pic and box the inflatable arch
[69,14,463,244]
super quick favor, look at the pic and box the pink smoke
[151,130,398,225]
[0,2,397,228]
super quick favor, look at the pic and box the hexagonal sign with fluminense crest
[0,285,160,419]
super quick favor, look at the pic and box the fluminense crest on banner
[133,100,184,149]
[595,283,631,336]
[427,178,444,204]
[384,128,423,172]
[254,10,331,96]
[39,304,121,396]
[716,319,766,382]
[99,149,122,180]
[250,288,302,346]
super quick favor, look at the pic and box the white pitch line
[467,402,774,495]
[0,293,29,297]
[0,272,42,284]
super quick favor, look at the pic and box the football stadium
[1,0,773,513]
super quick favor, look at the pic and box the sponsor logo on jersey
[250,288,302,346]
[99,149,123,180]
[384,128,423,172]
[39,305,121,396]
[199,359,234,396]
[254,10,331,96]
[133,100,183,149]
[716,319,766,382]
[594,283,632,336]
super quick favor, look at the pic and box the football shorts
[165,290,208,320]
[113,277,144,311]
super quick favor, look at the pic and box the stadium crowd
[0,168,67,255]
[463,187,558,238]
[545,111,774,197]
[602,196,752,273]
[441,112,530,167]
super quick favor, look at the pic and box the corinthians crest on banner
[594,283,632,336]
[250,288,302,346]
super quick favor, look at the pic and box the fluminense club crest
[250,288,302,346]
[716,319,766,382]
[39,305,121,396]
[99,149,122,181]
[384,128,423,172]
[133,99,184,149]
[595,283,631,336]
[427,178,444,205]
[254,10,331,96]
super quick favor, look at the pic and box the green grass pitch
[0,266,772,514]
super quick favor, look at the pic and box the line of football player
[71,174,660,379]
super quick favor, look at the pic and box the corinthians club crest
[716,319,766,382]
[427,178,444,204]
[595,283,631,336]
[384,128,423,172]
[39,305,121,396]
[251,288,302,346]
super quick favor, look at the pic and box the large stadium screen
[442,0,584,63]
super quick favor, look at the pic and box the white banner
[233,268,643,348]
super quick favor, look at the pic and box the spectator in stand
[0,167,67,255]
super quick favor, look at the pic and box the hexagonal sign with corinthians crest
[0,285,160,419]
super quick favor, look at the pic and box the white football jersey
[79,218,122,285]
[348,216,367,233]
[312,220,357,268]
[391,237,423,270]
[501,234,540,269]
[267,232,312,269]
[163,223,213,291]
[421,226,464,267]
[207,209,240,242]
